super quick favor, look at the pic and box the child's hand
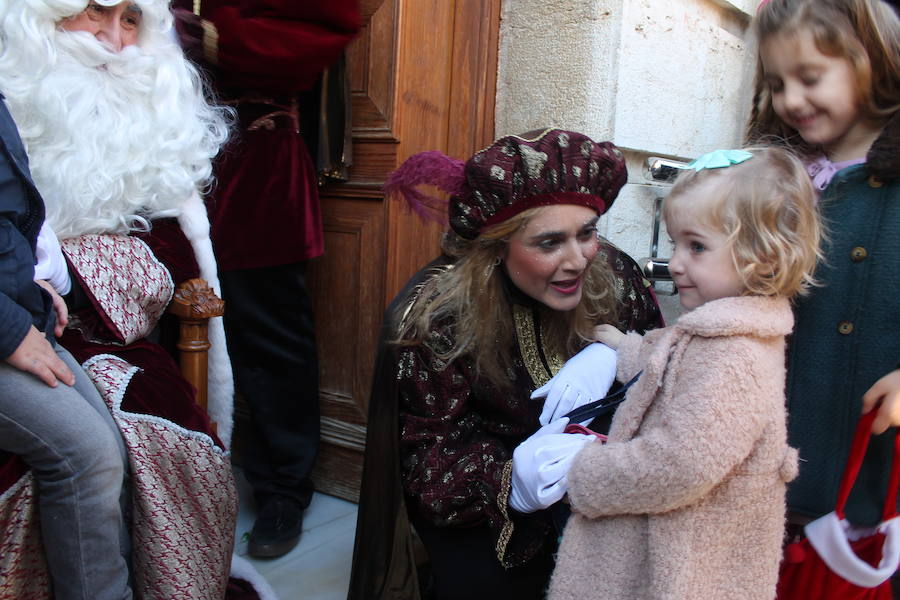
[5,325,75,387]
[861,369,900,435]
[35,279,68,337]
[593,324,625,349]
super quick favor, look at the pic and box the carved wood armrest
[166,278,224,419]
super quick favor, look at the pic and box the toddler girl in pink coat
[547,146,822,600]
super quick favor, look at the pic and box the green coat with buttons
[786,113,900,526]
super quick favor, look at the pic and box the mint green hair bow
[683,149,753,172]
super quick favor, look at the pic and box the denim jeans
[0,341,132,600]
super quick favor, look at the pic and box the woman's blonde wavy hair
[394,207,621,389]
[665,147,823,299]
[746,0,900,151]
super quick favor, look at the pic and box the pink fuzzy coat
[548,296,799,600]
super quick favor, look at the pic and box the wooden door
[307,0,501,501]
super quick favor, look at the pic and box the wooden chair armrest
[166,278,225,418]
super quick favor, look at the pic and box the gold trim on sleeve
[495,459,516,567]
[513,305,567,387]
[513,305,549,387]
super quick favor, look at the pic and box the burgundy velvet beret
[383,128,628,239]
[449,129,627,239]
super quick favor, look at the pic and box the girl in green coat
[748,0,900,532]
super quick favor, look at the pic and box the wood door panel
[341,139,398,189]
[310,196,385,416]
[311,438,364,502]
[347,0,396,138]
[312,0,499,502]
[309,195,384,501]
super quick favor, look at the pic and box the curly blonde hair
[746,0,900,151]
[664,147,823,299]
[395,207,621,389]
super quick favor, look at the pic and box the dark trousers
[220,262,319,508]
[409,511,554,600]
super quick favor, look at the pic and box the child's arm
[565,336,773,519]
[861,369,900,434]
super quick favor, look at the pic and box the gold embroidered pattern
[61,235,174,346]
[495,459,516,567]
[514,304,551,387]
[540,319,567,377]
[513,305,568,386]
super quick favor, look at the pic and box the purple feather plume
[383,150,467,226]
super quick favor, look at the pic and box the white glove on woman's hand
[509,418,596,514]
[532,343,617,426]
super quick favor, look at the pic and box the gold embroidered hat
[384,128,628,239]
[449,128,626,239]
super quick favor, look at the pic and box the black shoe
[247,496,305,558]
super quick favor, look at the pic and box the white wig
[0,0,231,238]
[0,0,236,446]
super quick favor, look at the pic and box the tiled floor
[233,469,358,600]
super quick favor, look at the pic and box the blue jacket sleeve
[0,286,31,359]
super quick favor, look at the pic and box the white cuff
[33,222,71,295]
[805,512,900,587]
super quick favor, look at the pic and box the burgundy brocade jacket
[348,241,663,600]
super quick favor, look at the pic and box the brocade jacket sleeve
[600,240,665,332]
[396,326,550,553]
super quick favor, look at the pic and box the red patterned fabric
[86,356,237,599]
[0,355,238,600]
[0,475,51,600]
[0,223,239,598]
[61,234,174,345]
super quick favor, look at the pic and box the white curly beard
[1,22,229,239]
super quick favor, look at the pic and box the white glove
[509,418,596,514]
[532,343,617,426]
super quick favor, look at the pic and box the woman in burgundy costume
[348,129,664,600]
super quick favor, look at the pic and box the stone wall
[496,0,759,322]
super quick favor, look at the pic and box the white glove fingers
[538,391,565,426]
[558,386,578,419]
[540,386,571,426]
[530,379,553,400]
[536,479,567,505]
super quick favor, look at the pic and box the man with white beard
[0,1,240,598]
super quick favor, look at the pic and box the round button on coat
[850,247,868,262]
[838,321,854,335]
